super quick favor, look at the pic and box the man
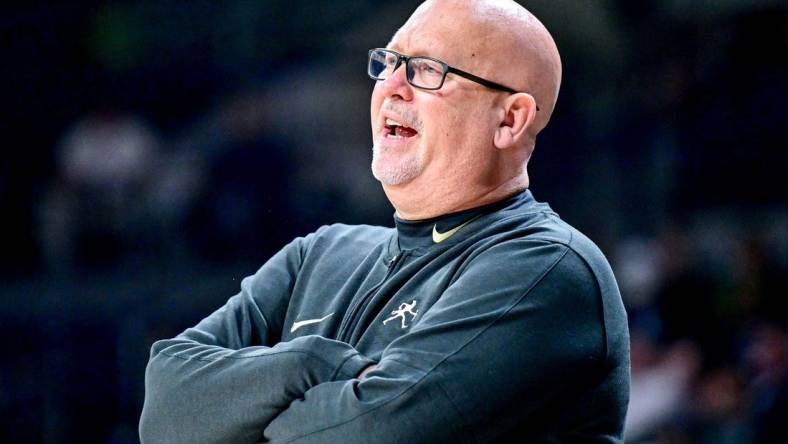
[139,1,630,442]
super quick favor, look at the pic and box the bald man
[140,1,630,443]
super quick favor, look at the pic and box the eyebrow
[386,44,448,65]
[387,36,440,59]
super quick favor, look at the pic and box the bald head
[395,0,562,135]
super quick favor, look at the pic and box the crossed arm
[138,239,375,443]
[140,239,616,444]
[139,309,374,443]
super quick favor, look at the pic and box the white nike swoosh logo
[290,312,334,333]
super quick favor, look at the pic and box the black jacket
[140,190,630,443]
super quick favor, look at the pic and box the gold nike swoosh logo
[432,215,480,243]
[290,313,334,333]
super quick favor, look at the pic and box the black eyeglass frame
[368,48,539,111]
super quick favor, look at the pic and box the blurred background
[1,0,786,442]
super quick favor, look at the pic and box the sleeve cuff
[332,350,376,380]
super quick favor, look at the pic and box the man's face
[370,7,501,190]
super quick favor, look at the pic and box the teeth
[385,118,402,127]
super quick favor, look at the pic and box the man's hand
[358,364,377,379]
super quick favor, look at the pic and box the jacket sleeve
[263,240,625,443]
[139,235,375,444]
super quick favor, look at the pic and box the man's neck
[385,175,529,220]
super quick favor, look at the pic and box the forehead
[387,7,488,65]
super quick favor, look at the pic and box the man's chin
[371,160,421,187]
[372,168,414,186]
[372,144,418,185]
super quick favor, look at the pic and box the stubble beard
[371,141,424,186]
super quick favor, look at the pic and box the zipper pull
[388,254,399,267]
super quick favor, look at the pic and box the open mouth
[384,118,418,139]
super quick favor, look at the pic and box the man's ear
[493,93,537,149]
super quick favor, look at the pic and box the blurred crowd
[618,226,787,443]
[1,1,786,443]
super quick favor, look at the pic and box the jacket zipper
[337,252,405,343]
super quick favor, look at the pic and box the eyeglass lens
[368,50,445,89]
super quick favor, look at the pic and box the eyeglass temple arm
[447,67,540,111]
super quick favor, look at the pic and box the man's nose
[379,63,413,101]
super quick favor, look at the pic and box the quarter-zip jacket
[140,190,630,443]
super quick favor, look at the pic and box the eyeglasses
[367,48,539,111]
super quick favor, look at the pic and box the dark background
[1,1,786,443]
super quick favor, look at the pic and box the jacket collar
[392,189,535,250]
